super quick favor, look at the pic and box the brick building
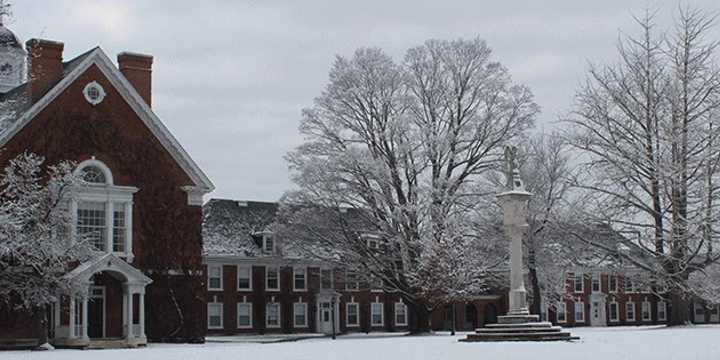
[202,199,506,335]
[0,24,214,348]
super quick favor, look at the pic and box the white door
[589,296,607,326]
[318,302,333,334]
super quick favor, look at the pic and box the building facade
[202,199,505,335]
[0,24,213,348]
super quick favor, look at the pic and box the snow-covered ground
[4,326,720,360]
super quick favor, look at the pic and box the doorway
[464,304,477,330]
[589,294,607,326]
[87,286,105,338]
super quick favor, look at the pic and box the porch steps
[86,338,134,349]
[460,315,579,342]
[0,338,38,350]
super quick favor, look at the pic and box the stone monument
[462,145,578,342]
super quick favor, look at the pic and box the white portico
[53,253,152,348]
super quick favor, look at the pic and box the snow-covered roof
[202,199,279,258]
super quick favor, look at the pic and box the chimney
[117,52,153,107]
[26,39,64,103]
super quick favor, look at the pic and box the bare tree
[565,6,720,325]
[284,38,537,332]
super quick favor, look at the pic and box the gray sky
[7,0,720,201]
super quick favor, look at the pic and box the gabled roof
[65,253,153,286]
[0,47,214,192]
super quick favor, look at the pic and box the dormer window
[81,165,107,184]
[362,234,381,250]
[263,234,275,254]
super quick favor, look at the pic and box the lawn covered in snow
[5,325,720,360]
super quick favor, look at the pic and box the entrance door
[318,302,333,334]
[87,286,105,338]
[589,295,607,326]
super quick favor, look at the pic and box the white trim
[320,268,334,290]
[208,265,223,291]
[556,302,567,323]
[293,301,308,328]
[371,301,384,327]
[83,81,106,106]
[609,300,619,322]
[346,302,360,327]
[266,302,281,328]
[266,266,280,291]
[293,266,307,292]
[237,265,252,291]
[345,270,359,291]
[573,273,584,293]
[591,273,601,293]
[574,300,585,323]
[236,302,253,329]
[0,48,214,200]
[641,299,651,321]
[88,285,106,338]
[608,274,618,293]
[207,302,223,329]
[626,301,636,322]
[394,301,407,326]
[657,301,667,321]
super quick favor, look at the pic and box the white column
[125,202,134,262]
[126,289,134,339]
[498,190,532,316]
[122,289,128,337]
[68,296,75,338]
[81,296,89,338]
[139,292,145,338]
[106,201,114,253]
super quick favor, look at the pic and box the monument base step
[497,314,540,324]
[462,316,578,342]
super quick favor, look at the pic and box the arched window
[74,159,137,261]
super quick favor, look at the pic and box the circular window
[83,81,106,106]
[81,165,107,184]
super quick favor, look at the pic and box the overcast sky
[6,0,720,201]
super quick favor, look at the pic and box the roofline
[0,47,215,193]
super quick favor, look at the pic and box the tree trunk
[450,303,456,335]
[668,287,690,326]
[408,302,431,334]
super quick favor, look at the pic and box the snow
[4,326,720,360]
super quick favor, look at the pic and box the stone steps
[474,326,564,334]
[461,331,580,342]
[484,321,554,328]
[462,315,578,342]
[86,339,132,349]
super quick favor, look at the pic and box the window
[81,166,107,184]
[293,267,307,291]
[321,269,333,290]
[658,301,667,321]
[574,301,585,323]
[573,273,583,293]
[208,265,223,290]
[371,302,384,326]
[346,271,360,291]
[112,206,126,252]
[237,266,252,290]
[609,275,618,293]
[370,276,383,292]
[347,302,359,327]
[77,202,107,250]
[237,303,252,328]
[263,235,275,253]
[266,303,280,328]
[556,302,567,323]
[591,274,600,293]
[83,81,106,105]
[694,303,706,323]
[395,302,407,326]
[366,236,379,250]
[294,302,308,328]
[609,301,619,322]
[208,303,223,329]
[266,266,279,291]
[642,300,651,321]
[624,277,635,293]
[626,302,636,322]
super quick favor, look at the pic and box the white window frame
[371,302,384,326]
[609,275,618,293]
[394,302,408,326]
[320,268,334,290]
[556,302,567,323]
[263,234,275,253]
[573,273,584,293]
[591,273,601,293]
[642,300,651,321]
[609,301,619,322]
[293,267,307,292]
[293,301,308,328]
[626,301,636,322]
[624,277,635,293]
[237,302,253,329]
[237,265,252,291]
[346,302,360,327]
[266,302,281,328]
[370,275,383,292]
[574,301,585,323]
[346,271,360,291]
[657,301,667,321]
[207,302,223,329]
[208,265,223,291]
[266,266,280,291]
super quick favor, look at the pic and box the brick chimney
[25,39,64,103]
[117,52,153,107]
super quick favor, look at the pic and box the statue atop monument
[503,145,525,192]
